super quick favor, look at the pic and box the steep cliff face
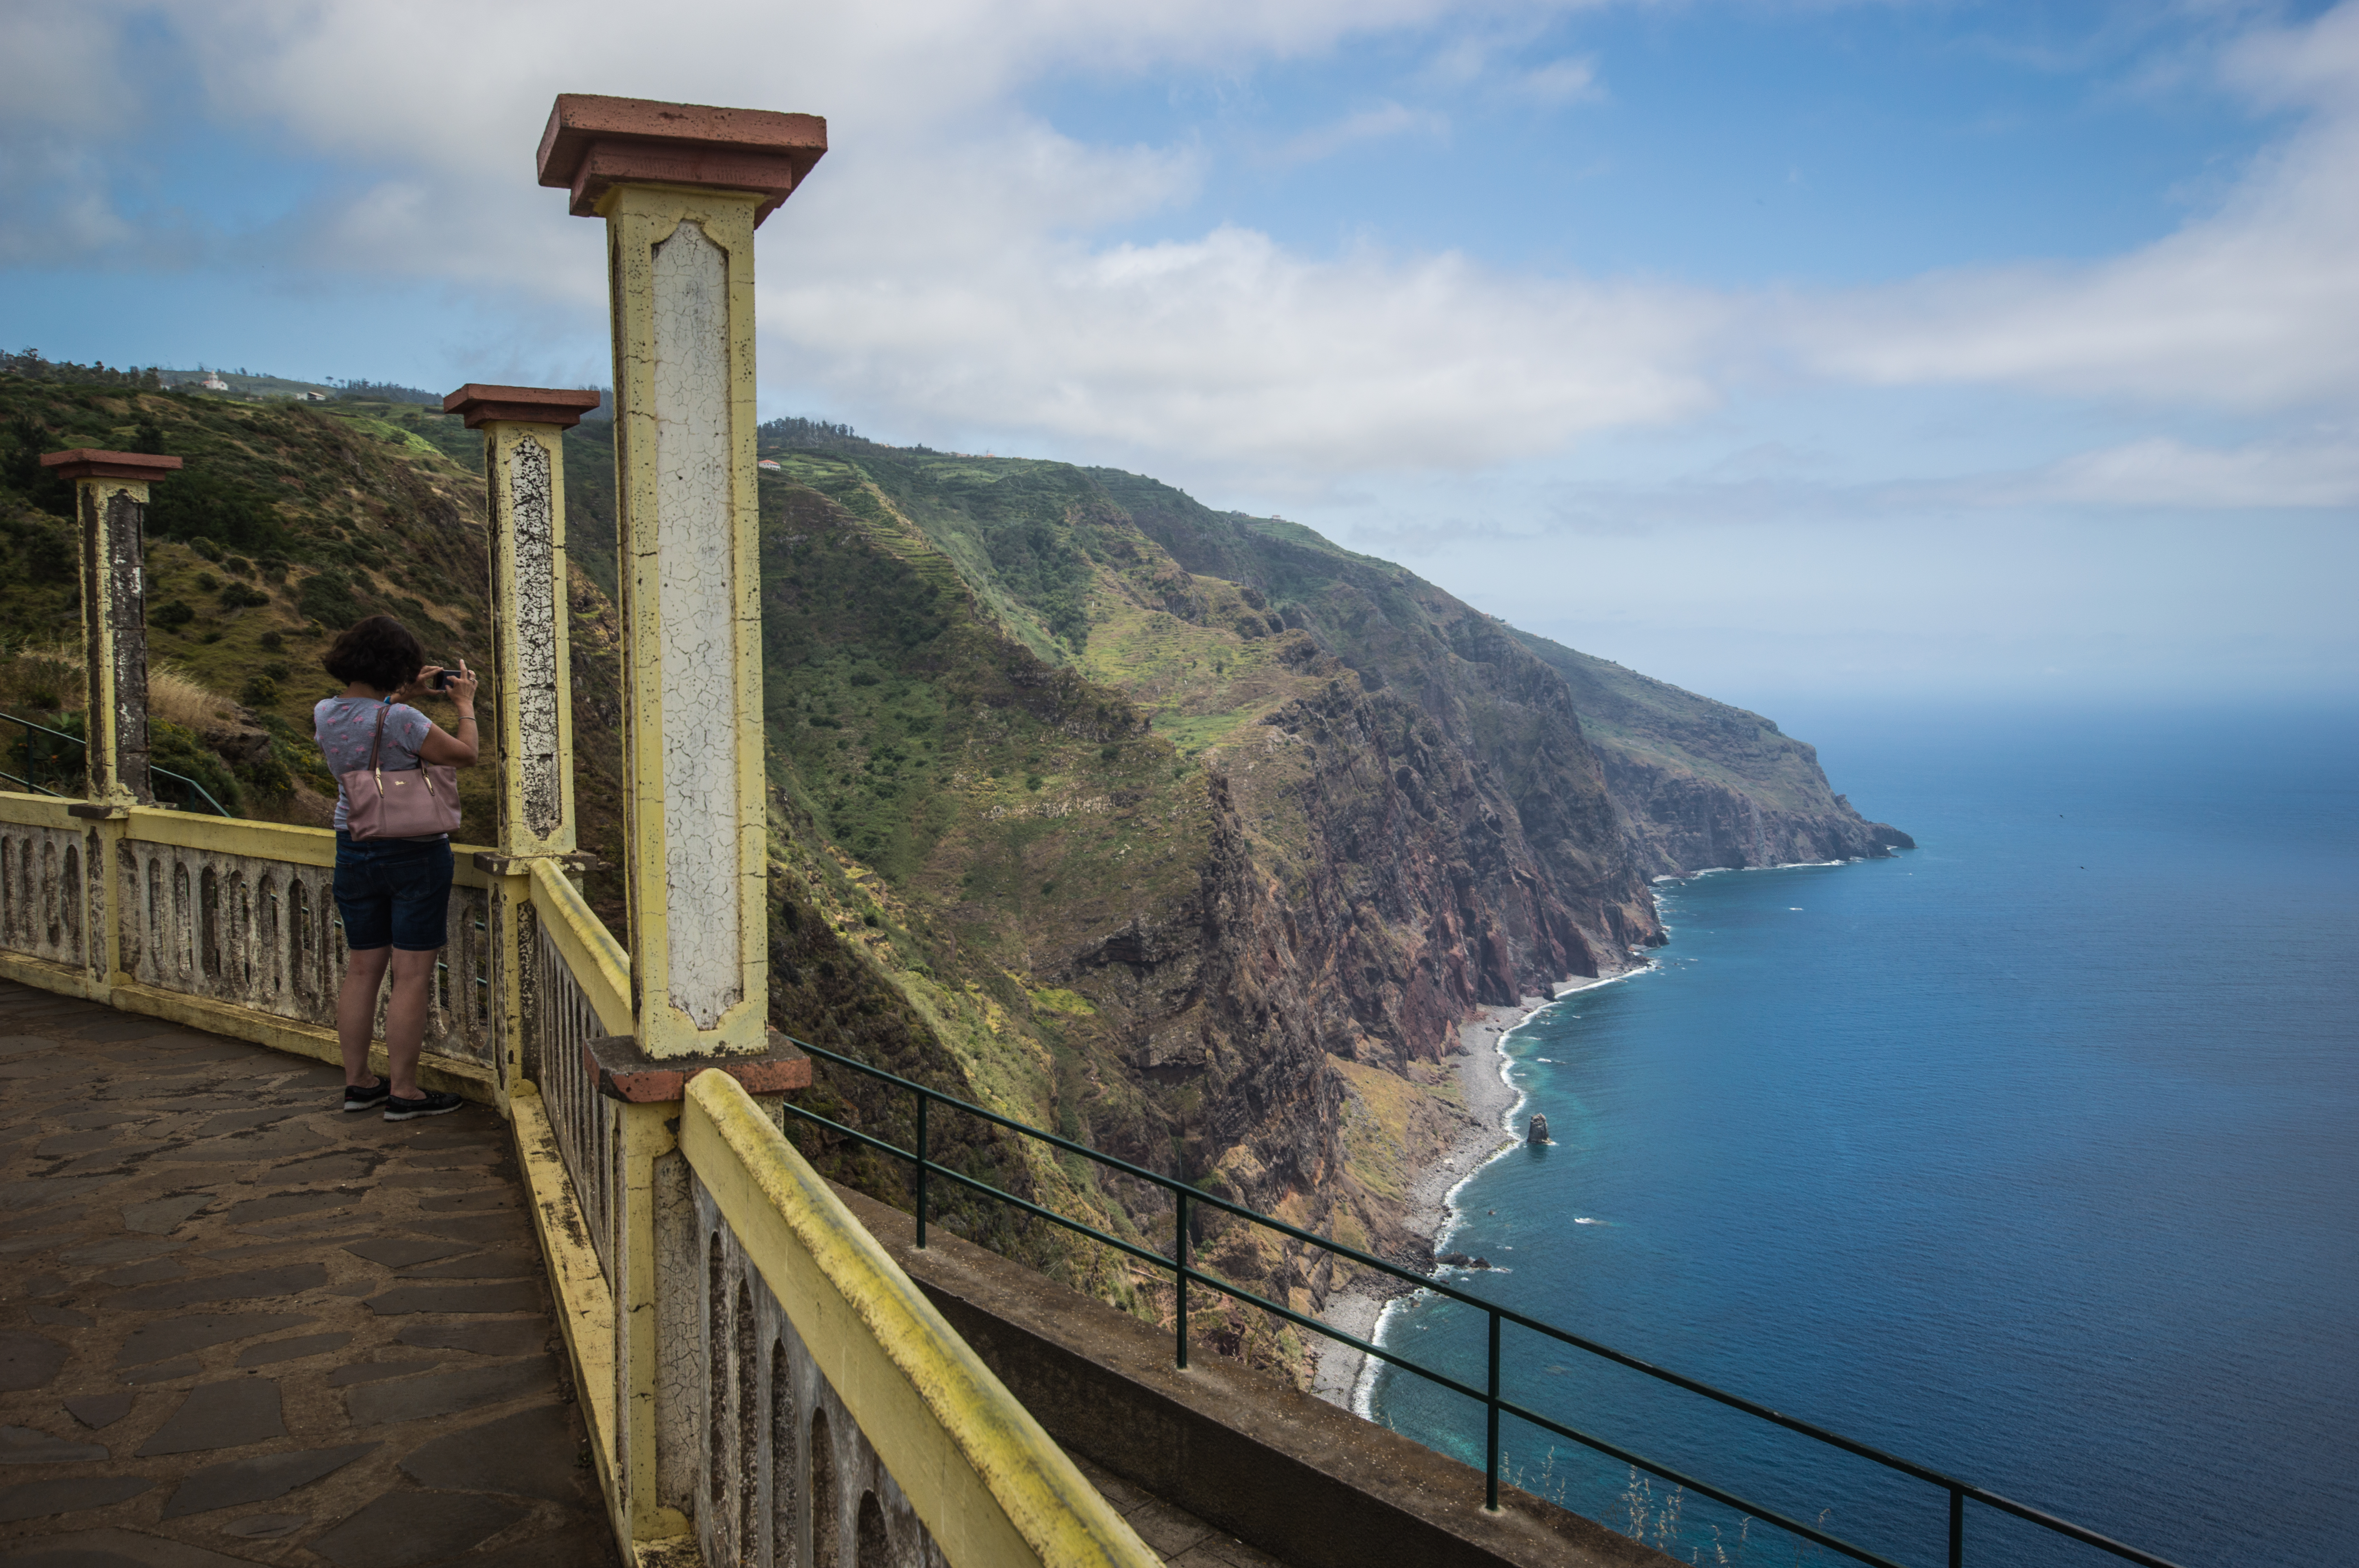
[1508,633,1914,874]
[742,447,1686,1372]
[1081,470,1661,977]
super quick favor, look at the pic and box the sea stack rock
[1527,1113,1550,1146]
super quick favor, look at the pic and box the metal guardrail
[776,1037,2188,1568]
[0,711,231,816]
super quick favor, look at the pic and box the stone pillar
[443,385,602,1119]
[443,384,601,858]
[40,449,181,807]
[538,93,825,1063]
[540,93,825,1555]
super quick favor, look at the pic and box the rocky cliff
[743,449,1677,1370]
[1508,633,1914,874]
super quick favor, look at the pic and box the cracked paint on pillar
[80,481,152,805]
[651,220,742,1032]
[506,433,565,839]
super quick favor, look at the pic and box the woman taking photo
[314,614,479,1120]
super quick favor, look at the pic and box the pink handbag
[340,703,461,840]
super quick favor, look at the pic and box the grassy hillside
[1511,634,1832,813]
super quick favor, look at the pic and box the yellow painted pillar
[445,385,602,858]
[45,448,180,992]
[539,93,825,1063]
[43,449,180,808]
[611,1098,685,1542]
[539,93,826,1556]
[605,181,769,1060]
[445,385,601,1118]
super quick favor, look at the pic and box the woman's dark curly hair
[322,615,424,695]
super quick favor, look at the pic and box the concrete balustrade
[0,793,498,1097]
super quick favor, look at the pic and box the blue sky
[3,0,2352,712]
[1036,5,2290,281]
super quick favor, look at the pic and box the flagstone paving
[0,980,615,1568]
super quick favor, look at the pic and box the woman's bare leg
[337,947,394,1087]
[384,947,442,1099]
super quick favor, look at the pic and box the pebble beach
[1307,972,1631,1410]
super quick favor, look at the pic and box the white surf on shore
[1346,961,1659,1421]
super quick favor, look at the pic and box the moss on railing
[683,1069,1158,1568]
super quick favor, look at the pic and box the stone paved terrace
[0,980,616,1568]
[0,982,1294,1568]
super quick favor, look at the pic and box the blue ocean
[1365,704,2358,1568]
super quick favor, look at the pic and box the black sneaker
[343,1078,391,1113]
[383,1090,465,1122]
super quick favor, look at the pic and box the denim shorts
[333,833,454,952]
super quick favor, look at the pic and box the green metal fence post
[1485,1309,1502,1512]
[915,1090,929,1249]
[1175,1189,1190,1370]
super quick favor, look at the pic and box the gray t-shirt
[314,697,435,832]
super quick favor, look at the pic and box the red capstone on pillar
[443,384,605,430]
[534,94,827,226]
[38,450,183,483]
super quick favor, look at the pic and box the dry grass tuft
[146,663,233,729]
[0,640,236,730]
[15,640,83,676]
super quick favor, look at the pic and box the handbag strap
[366,701,391,779]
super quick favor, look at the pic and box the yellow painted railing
[521,858,629,1278]
[683,1070,1157,1568]
[0,793,495,1095]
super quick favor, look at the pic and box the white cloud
[0,141,142,265]
[170,0,1504,170]
[0,6,128,128]
[2027,430,2359,510]
[770,224,1724,480]
[0,6,147,265]
[1266,102,1450,167]
[1508,56,1601,103]
[1790,4,2359,411]
[33,0,1699,480]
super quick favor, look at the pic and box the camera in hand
[429,667,454,691]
